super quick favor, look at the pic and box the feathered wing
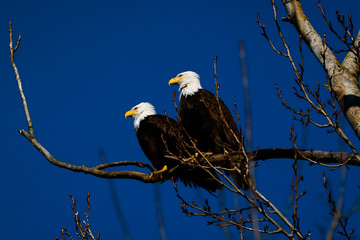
[137,115,222,192]
[179,89,250,190]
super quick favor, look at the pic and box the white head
[168,71,202,97]
[125,102,156,129]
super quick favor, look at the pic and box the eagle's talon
[149,165,168,181]
[199,152,213,157]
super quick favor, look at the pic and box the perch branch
[19,129,155,182]
[209,148,360,167]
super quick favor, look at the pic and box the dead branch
[210,149,360,167]
[174,180,308,239]
[326,166,346,240]
[9,22,34,138]
[322,172,355,239]
[58,193,100,240]
[289,128,307,237]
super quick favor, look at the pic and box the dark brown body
[136,114,222,192]
[179,89,249,190]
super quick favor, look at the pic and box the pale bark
[282,0,360,139]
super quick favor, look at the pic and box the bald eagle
[169,71,250,190]
[125,102,222,192]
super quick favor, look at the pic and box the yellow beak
[168,76,181,85]
[125,109,137,118]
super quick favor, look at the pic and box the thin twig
[9,22,34,138]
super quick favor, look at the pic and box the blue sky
[2,0,360,239]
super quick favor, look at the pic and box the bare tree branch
[174,181,307,239]
[9,22,34,138]
[210,149,360,167]
[58,193,100,240]
[281,0,360,139]
[326,166,346,240]
[19,129,156,181]
[323,172,355,239]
